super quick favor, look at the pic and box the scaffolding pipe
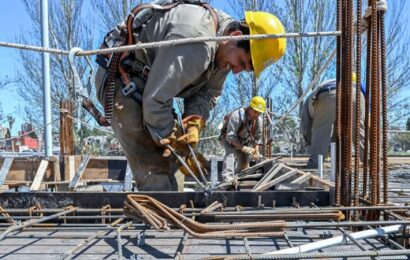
[264,224,404,255]
[41,0,52,156]
[330,143,336,182]
[317,155,323,178]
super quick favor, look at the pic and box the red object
[20,136,39,150]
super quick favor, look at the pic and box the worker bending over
[220,97,266,181]
[93,0,286,191]
[300,75,365,168]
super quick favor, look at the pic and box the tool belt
[84,0,218,127]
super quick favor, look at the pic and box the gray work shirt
[132,4,234,139]
[225,108,263,146]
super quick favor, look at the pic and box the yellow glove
[253,146,261,159]
[179,152,210,177]
[159,126,185,158]
[241,146,256,156]
[177,115,205,148]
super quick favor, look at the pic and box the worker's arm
[254,117,263,146]
[183,69,227,121]
[225,111,243,150]
[143,36,212,142]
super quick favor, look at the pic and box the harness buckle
[122,82,137,96]
[141,65,151,79]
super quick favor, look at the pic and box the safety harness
[87,0,218,126]
[220,108,258,145]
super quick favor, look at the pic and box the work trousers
[220,139,249,182]
[94,66,179,191]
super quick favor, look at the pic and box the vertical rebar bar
[353,0,363,220]
[335,0,342,206]
[379,2,388,206]
[362,2,372,199]
[340,0,354,207]
[369,0,379,213]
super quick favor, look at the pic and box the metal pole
[41,0,52,157]
[318,155,323,178]
[330,143,336,182]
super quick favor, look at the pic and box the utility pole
[41,0,52,156]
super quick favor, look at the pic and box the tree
[0,103,4,125]
[6,115,15,134]
[92,0,142,33]
[16,0,93,126]
[406,118,410,131]
[384,0,410,127]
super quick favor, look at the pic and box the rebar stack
[336,0,389,212]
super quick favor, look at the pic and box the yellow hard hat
[245,11,286,78]
[249,96,266,113]
[352,72,357,83]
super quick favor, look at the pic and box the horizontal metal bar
[0,191,331,208]
[221,250,410,259]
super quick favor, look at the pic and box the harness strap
[82,98,111,127]
[88,1,220,127]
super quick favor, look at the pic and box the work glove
[179,152,210,177]
[253,146,261,159]
[177,115,205,148]
[159,126,185,158]
[241,146,256,156]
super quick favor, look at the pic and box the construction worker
[93,1,286,191]
[300,75,365,168]
[220,96,265,182]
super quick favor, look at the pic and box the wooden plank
[252,163,283,191]
[0,158,13,186]
[68,155,90,190]
[239,157,278,175]
[291,172,312,184]
[123,163,133,191]
[253,169,298,192]
[64,155,76,181]
[29,160,49,191]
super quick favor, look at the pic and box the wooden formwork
[0,155,131,192]
[0,156,333,193]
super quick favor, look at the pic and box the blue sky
[1,1,410,135]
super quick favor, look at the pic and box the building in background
[0,125,11,150]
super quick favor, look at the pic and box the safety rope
[0,119,59,142]
[0,31,341,57]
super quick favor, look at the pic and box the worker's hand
[159,131,178,158]
[241,146,256,156]
[177,115,205,148]
[253,146,261,159]
[179,152,210,177]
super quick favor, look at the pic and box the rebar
[124,195,285,238]
[0,206,77,241]
[369,0,380,213]
[340,0,354,207]
[216,250,410,260]
[362,8,372,198]
[353,0,363,221]
[335,0,342,206]
[379,3,388,206]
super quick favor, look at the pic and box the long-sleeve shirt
[224,108,263,147]
[132,4,234,140]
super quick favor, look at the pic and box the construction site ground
[0,225,400,259]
